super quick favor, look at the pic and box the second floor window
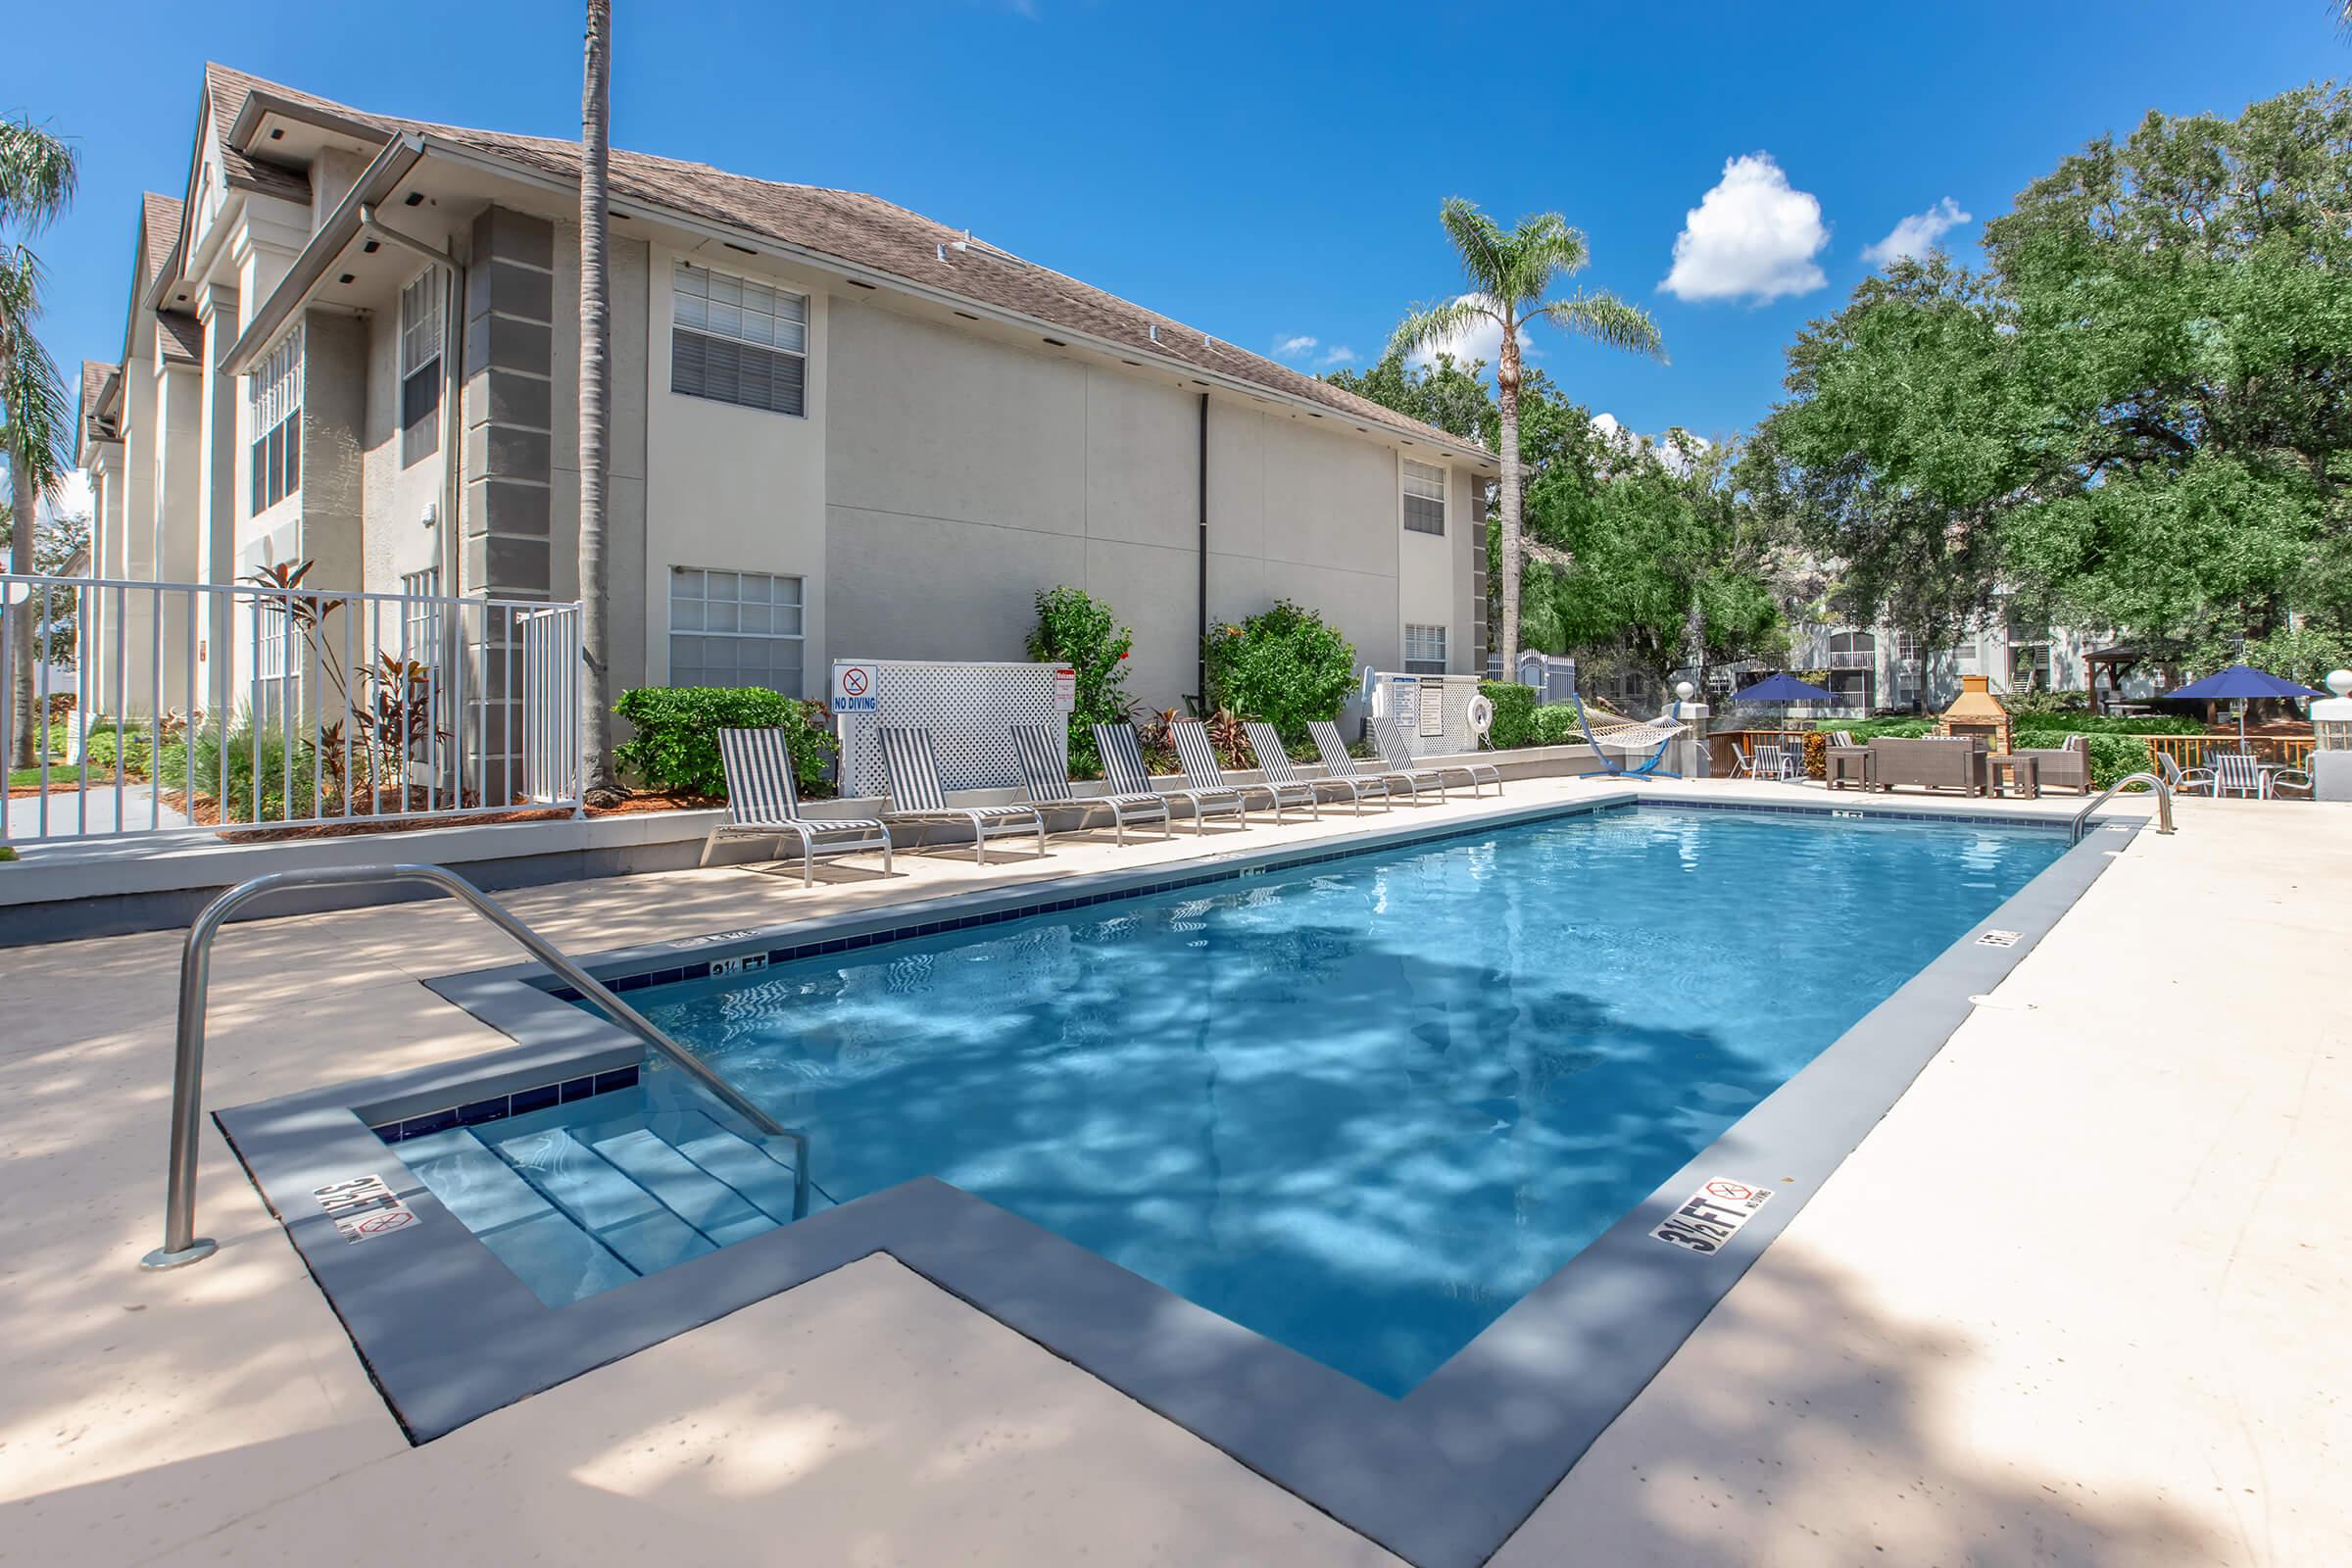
[1402,459,1446,535]
[399,272,442,465]
[249,328,302,513]
[671,262,807,416]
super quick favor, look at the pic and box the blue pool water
[417,806,2065,1394]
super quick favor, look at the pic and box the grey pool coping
[215,793,2135,1568]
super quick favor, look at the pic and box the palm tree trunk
[1494,333,1525,670]
[576,0,617,802]
[8,464,36,768]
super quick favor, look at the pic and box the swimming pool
[397,803,2065,1396]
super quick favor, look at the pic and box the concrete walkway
[5,781,189,840]
[0,778,2340,1566]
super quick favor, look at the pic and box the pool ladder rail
[2069,771,2174,845]
[140,862,808,1271]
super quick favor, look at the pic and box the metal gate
[519,605,582,806]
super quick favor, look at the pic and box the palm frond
[1386,295,1499,364]
[1501,212,1592,300]
[1437,197,1510,295]
[0,120,77,236]
[0,251,74,500]
[1541,291,1669,365]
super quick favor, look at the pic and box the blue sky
[8,1,2337,449]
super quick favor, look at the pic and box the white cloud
[1316,344,1356,368]
[1591,412,1710,476]
[1403,294,1529,371]
[1861,197,1972,268]
[36,470,92,524]
[1660,153,1830,304]
[1274,333,1320,357]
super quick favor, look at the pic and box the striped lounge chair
[1308,719,1437,805]
[1095,722,1248,833]
[1373,714,1500,797]
[701,727,894,885]
[1246,720,1380,813]
[1011,721,1172,845]
[1173,719,1317,822]
[877,725,1047,865]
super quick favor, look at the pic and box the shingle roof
[200,63,1482,458]
[203,65,314,203]
[156,310,204,365]
[79,361,120,447]
[139,192,182,290]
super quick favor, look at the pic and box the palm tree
[1390,199,1664,669]
[1,118,77,769]
[576,0,619,802]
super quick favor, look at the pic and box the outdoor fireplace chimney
[1936,674,2012,755]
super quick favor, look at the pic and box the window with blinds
[399,272,442,464]
[669,567,805,696]
[1402,459,1446,535]
[1403,622,1447,674]
[670,263,808,416]
[248,328,302,513]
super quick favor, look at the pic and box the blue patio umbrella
[1730,672,1838,705]
[2165,663,2327,748]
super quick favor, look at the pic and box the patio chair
[2156,751,2215,798]
[1372,715,1501,797]
[1245,720,1379,814]
[1173,719,1318,822]
[702,728,894,885]
[2212,750,2268,801]
[1308,719,1438,804]
[2009,733,2092,795]
[1010,722,1172,846]
[877,725,1047,864]
[1737,741,1797,782]
[2269,763,2314,800]
[1096,721,1248,833]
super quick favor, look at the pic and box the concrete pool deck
[1,775,2342,1565]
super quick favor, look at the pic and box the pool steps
[395,1093,812,1305]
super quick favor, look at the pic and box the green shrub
[613,687,837,800]
[1477,682,1539,749]
[1201,599,1356,744]
[174,717,320,823]
[1531,706,1584,747]
[1811,717,1935,741]
[79,725,155,775]
[0,845,17,862]
[2015,726,2148,788]
[1025,586,1134,780]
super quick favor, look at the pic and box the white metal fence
[1,572,582,846]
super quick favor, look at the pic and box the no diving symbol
[354,1210,416,1237]
[1704,1180,1755,1203]
[841,666,869,698]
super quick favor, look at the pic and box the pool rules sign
[1650,1177,1772,1255]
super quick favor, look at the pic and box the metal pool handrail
[141,862,808,1271]
[2070,772,2174,845]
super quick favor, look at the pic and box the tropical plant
[1025,585,1134,779]
[1,115,78,768]
[612,685,836,800]
[1389,199,1664,668]
[1200,599,1355,744]
[576,0,619,803]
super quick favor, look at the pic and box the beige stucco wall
[824,302,1431,713]
[356,267,449,598]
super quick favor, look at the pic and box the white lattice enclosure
[837,661,1068,798]
[1368,671,1485,756]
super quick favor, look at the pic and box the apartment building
[74,64,1496,745]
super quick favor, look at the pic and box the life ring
[1465,692,1494,739]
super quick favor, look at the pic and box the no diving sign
[831,662,879,714]
[314,1174,420,1246]
[1650,1176,1773,1255]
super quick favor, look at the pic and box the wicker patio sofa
[1868,735,1987,797]
[2008,733,2093,795]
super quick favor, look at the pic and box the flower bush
[1201,600,1355,744]
[613,686,836,800]
[1025,586,1134,779]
